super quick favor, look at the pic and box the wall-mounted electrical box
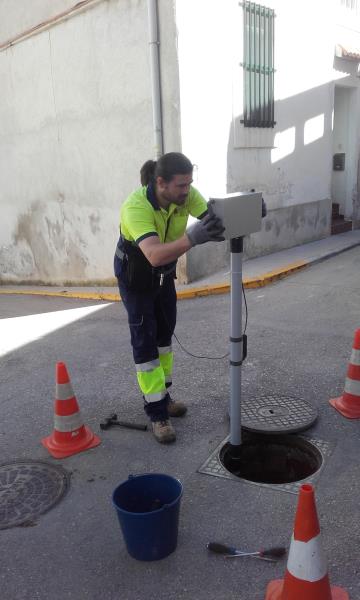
[209,192,262,239]
[333,153,345,171]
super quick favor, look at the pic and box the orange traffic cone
[265,484,349,600]
[42,362,101,458]
[329,328,360,418]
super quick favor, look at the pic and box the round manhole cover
[241,395,318,434]
[0,460,70,530]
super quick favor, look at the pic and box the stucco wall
[0,0,76,44]
[175,0,360,280]
[2,0,360,285]
[245,198,331,258]
[0,0,181,284]
[175,0,339,204]
[182,199,331,283]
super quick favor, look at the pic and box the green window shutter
[241,2,276,128]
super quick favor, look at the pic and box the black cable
[242,283,248,334]
[158,285,228,360]
[172,330,229,360]
[159,282,249,361]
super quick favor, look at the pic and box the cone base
[42,426,101,458]
[265,578,349,600]
[329,396,360,419]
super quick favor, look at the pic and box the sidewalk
[1,229,359,301]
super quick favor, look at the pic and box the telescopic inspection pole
[210,190,263,454]
[229,236,247,450]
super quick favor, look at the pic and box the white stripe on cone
[287,533,328,582]
[344,377,360,396]
[54,412,84,432]
[350,349,360,366]
[56,382,75,401]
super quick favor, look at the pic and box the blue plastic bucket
[112,473,183,561]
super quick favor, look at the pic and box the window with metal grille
[240,2,276,128]
[340,0,359,12]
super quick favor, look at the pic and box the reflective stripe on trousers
[135,359,167,402]
[159,345,173,386]
[135,348,173,402]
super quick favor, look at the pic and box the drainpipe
[147,0,164,159]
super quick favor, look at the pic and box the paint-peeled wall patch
[9,199,88,282]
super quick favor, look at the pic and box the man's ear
[156,176,166,189]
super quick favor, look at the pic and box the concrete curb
[1,233,360,303]
[0,260,308,302]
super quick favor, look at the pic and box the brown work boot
[167,397,187,417]
[152,419,176,444]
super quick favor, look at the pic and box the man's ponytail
[140,160,157,185]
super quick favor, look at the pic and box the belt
[116,240,175,277]
[160,264,176,277]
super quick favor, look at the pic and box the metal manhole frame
[198,434,334,495]
[0,459,71,530]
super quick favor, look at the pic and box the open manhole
[220,432,322,485]
[199,433,332,494]
[0,460,70,530]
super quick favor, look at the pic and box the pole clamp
[229,334,247,365]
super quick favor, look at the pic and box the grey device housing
[209,192,263,239]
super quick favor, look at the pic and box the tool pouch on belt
[126,247,156,292]
[115,236,176,292]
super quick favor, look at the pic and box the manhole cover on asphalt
[0,460,70,530]
[241,394,318,433]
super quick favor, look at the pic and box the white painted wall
[1,0,360,284]
[174,0,360,278]
[176,0,339,208]
[0,0,76,44]
[0,0,181,283]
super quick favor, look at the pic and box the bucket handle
[127,474,178,511]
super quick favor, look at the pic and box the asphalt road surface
[0,246,359,600]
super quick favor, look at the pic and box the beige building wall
[0,0,181,284]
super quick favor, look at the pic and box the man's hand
[186,211,225,247]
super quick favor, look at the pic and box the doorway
[331,85,356,234]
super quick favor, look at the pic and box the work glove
[186,203,225,247]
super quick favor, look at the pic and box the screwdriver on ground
[207,542,286,562]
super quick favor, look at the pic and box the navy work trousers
[118,275,177,421]
[117,275,177,366]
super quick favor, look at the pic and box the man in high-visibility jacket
[114,152,225,444]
